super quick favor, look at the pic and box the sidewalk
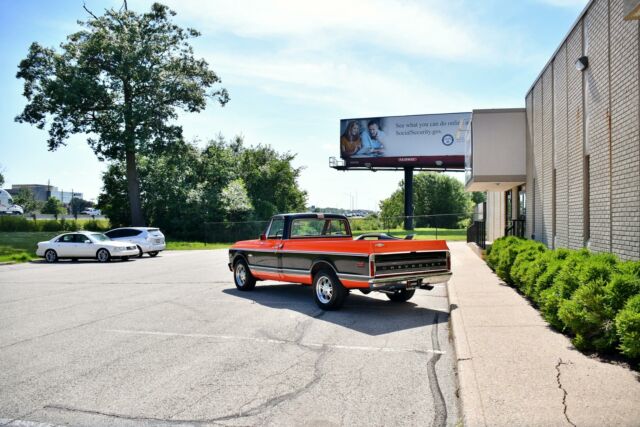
[447,242,640,427]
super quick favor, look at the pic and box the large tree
[15,2,229,225]
[379,172,473,229]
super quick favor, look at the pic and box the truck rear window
[291,218,350,238]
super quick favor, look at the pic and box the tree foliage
[12,189,43,214]
[41,197,66,218]
[98,136,307,239]
[379,172,472,229]
[70,197,94,215]
[16,2,228,225]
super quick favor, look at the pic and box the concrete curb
[448,268,487,427]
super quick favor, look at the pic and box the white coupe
[36,231,139,263]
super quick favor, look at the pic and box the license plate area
[406,280,419,290]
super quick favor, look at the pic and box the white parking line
[104,329,446,355]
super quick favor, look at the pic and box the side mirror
[85,240,92,244]
[259,233,266,241]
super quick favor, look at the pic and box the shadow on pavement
[223,284,449,336]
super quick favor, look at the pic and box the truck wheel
[313,269,347,310]
[234,259,256,291]
[386,289,416,302]
[45,250,58,263]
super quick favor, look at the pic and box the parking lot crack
[555,358,576,427]
[427,312,447,427]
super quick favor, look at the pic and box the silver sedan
[35,231,139,263]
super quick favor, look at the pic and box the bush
[487,237,534,284]
[40,220,64,232]
[530,249,574,303]
[484,236,640,361]
[558,279,616,351]
[82,219,110,232]
[0,216,40,232]
[615,295,640,359]
[510,242,548,296]
[539,252,616,330]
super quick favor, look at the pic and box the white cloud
[144,0,496,62]
[208,51,475,115]
[535,0,588,8]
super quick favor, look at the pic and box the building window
[518,185,526,219]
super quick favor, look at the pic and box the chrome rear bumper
[368,271,452,291]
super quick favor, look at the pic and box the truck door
[253,217,284,280]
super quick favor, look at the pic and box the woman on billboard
[340,120,362,157]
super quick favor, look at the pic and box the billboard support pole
[404,167,414,231]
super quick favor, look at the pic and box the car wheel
[44,249,58,263]
[148,251,159,257]
[137,246,144,258]
[313,268,347,310]
[96,248,111,263]
[234,259,256,291]
[386,289,416,302]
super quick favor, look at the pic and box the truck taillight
[370,260,375,276]
[447,252,451,270]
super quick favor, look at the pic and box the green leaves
[16,3,229,224]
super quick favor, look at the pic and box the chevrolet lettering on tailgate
[228,213,452,310]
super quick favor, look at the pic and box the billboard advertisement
[339,112,471,169]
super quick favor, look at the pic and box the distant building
[8,184,83,204]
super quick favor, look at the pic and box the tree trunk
[122,77,145,226]
[126,148,145,226]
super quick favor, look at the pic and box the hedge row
[0,216,110,232]
[486,236,640,360]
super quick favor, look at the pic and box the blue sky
[0,0,588,210]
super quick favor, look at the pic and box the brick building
[466,0,640,260]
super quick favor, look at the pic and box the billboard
[339,112,471,169]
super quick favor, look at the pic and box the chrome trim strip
[250,266,311,276]
[238,248,369,257]
[337,273,370,282]
[374,268,449,278]
[369,272,452,286]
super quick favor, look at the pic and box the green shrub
[40,220,64,232]
[615,295,640,358]
[619,260,640,278]
[82,219,110,232]
[542,252,618,330]
[0,216,40,232]
[558,279,617,351]
[530,249,574,302]
[487,237,534,284]
[606,273,640,312]
[510,241,547,294]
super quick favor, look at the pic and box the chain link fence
[199,213,473,243]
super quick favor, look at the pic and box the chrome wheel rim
[46,251,55,262]
[235,263,247,286]
[316,276,333,304]
[98,250,108,262]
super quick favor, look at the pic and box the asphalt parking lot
[0,250,459,427]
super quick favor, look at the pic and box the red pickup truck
[228,213,452,310]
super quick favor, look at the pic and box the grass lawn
[0,232,60,263]
[166,241,230,250]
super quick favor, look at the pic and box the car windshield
[90,233,111,241]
